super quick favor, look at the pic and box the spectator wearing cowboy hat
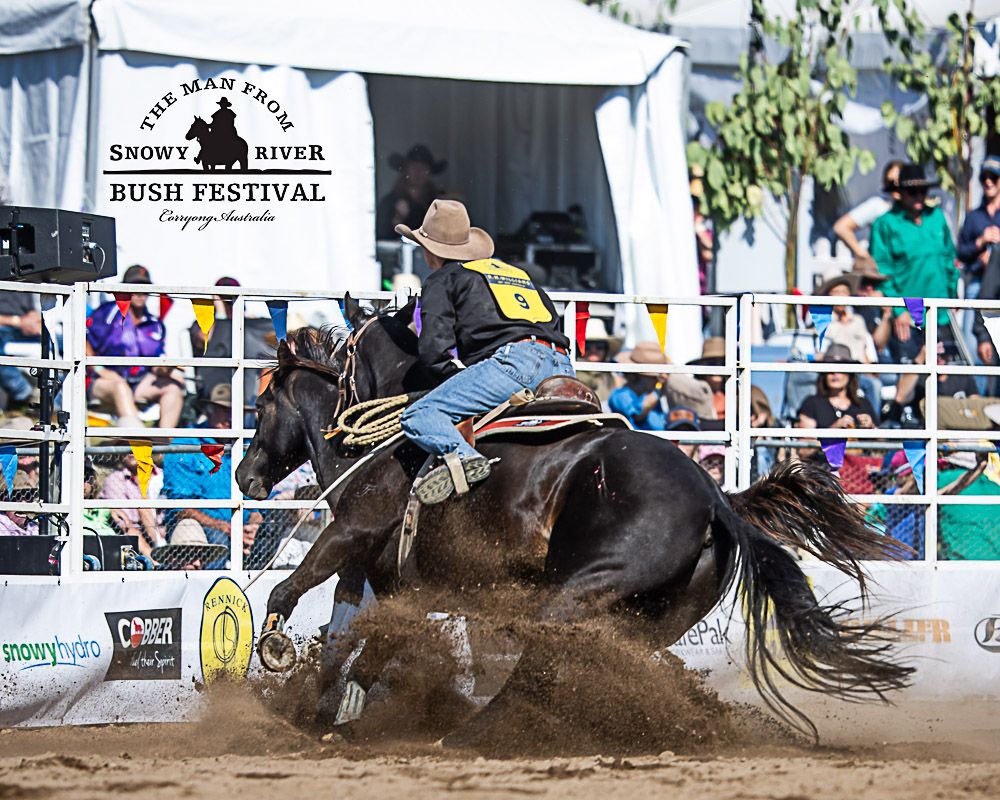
[850,259,893,352]
[796,343,876,430]
[957,156,1000,350]
[397,199,574,504]
[376,144,448,240]
[688,337,727,420]
[833,159,903,271]
[609,341,670,430]
[870,163,958,355]
[151,522,229,571]
[576,317,624,405]
[161,384,262,567]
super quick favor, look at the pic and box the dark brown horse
[236,296,913,739]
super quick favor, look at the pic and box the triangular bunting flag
[200,443,225,475]
[414,299,422,336]
[129,440,154,498]
[902,440,926,493]
[114,292,131,324]
[575,301,590,355]
[811,305,833,349]
[158,294,174,319]
[904,297,924,328]
[647,304,668,353]
[0,446,17,496]
[820,438,846,471]
[191,299,216,354]
[266,300,288,343]
[983,317,1000,354]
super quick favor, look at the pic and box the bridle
[333,315,381,420]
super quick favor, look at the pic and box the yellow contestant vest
[461,259,553,324]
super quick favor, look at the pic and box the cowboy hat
[892,163,940,190]
[395,199,494,262]
[584,317,623,358]
[851,259,889,284]
[819,342,858,364]
[388,144,447,175]
[815,271,859,297]
[688,337,726,366]
[616,340,669,378]
[196,383,253,412]
[217,97,232,109]
[665,406,701,431]
[151,519,229,569]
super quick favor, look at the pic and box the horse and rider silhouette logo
[185,97,250,172]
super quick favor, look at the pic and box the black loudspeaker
[0,206,117,283]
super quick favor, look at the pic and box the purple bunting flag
[904,297,924,329]
[820,438,846,471]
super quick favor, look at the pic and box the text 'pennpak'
[191,299,216,354]
[200,444,225,475]
[0,446,16,495]
[820,438,846,471]
[575,301,590,355]
[810,305,833,349]
[904,297,925,329]
[266,300,288,343]
[902,440,926,493]
[129,440,154,498]
[646,304,668,353]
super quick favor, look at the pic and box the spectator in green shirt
[870,163,959,426]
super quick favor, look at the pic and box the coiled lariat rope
[334,393,413,446]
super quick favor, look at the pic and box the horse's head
[236,328,344,500]
[185,116,206,140]
[235,295,433,500]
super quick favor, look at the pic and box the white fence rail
[0,282,997,580]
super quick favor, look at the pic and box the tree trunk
[785,182,800,328]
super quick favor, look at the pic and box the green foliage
[687,0,875,291]
[879,2,1000,221]
[582,0,678,26]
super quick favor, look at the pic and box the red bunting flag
[200,444,225,475]
[158,294,174,319]
[575,301,590,356]
[114,292,131,324]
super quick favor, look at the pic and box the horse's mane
[286,325,348,367]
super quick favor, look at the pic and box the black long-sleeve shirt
[418,260,569,378]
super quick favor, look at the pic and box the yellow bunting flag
[191,299,216,354]
[647,304,668,353]
[129,440,154,498]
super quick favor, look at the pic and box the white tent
[0,0,703,360]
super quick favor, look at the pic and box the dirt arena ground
[4,599,997,799]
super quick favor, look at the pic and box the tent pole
[82,9,100,213]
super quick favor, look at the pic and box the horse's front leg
[258,519,370,671]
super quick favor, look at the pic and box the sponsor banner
[0,573,336,727]
[4,564,1000,735]
[104,608,182,681]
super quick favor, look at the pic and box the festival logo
[104,78,330,230]
[974,615,1000,653]
[1,635,102,671]
[200,577,253,683]
[104,608,182,681]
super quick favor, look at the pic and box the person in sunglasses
[870,163,959,425]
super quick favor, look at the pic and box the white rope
[242,431,406,590]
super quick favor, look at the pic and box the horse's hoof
[258,630,296,672]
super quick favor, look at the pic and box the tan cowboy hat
[816,271,859,297]
[689,337,726,366]
[151,519,229,569]
[395,199,494,262]
[584,317,623,358]
[852,259,889,284]
[617,340,669,378]
[196,383,252,412]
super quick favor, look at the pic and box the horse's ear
[276,339,295,367]
[342,292,365,329]
[393,297,416,326]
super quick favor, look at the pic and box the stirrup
[413,454,492,505]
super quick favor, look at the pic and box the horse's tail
[716,460,914,739]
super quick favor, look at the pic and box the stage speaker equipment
[0,205,116,283]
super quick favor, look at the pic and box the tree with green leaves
[686,0,876,295]
[879,1,1000,227]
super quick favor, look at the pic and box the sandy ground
[1,724,999,800]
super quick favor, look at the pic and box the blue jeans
[401,341,575,459]
[0,326,36,402]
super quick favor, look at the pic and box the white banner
[3,564,1000,737]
